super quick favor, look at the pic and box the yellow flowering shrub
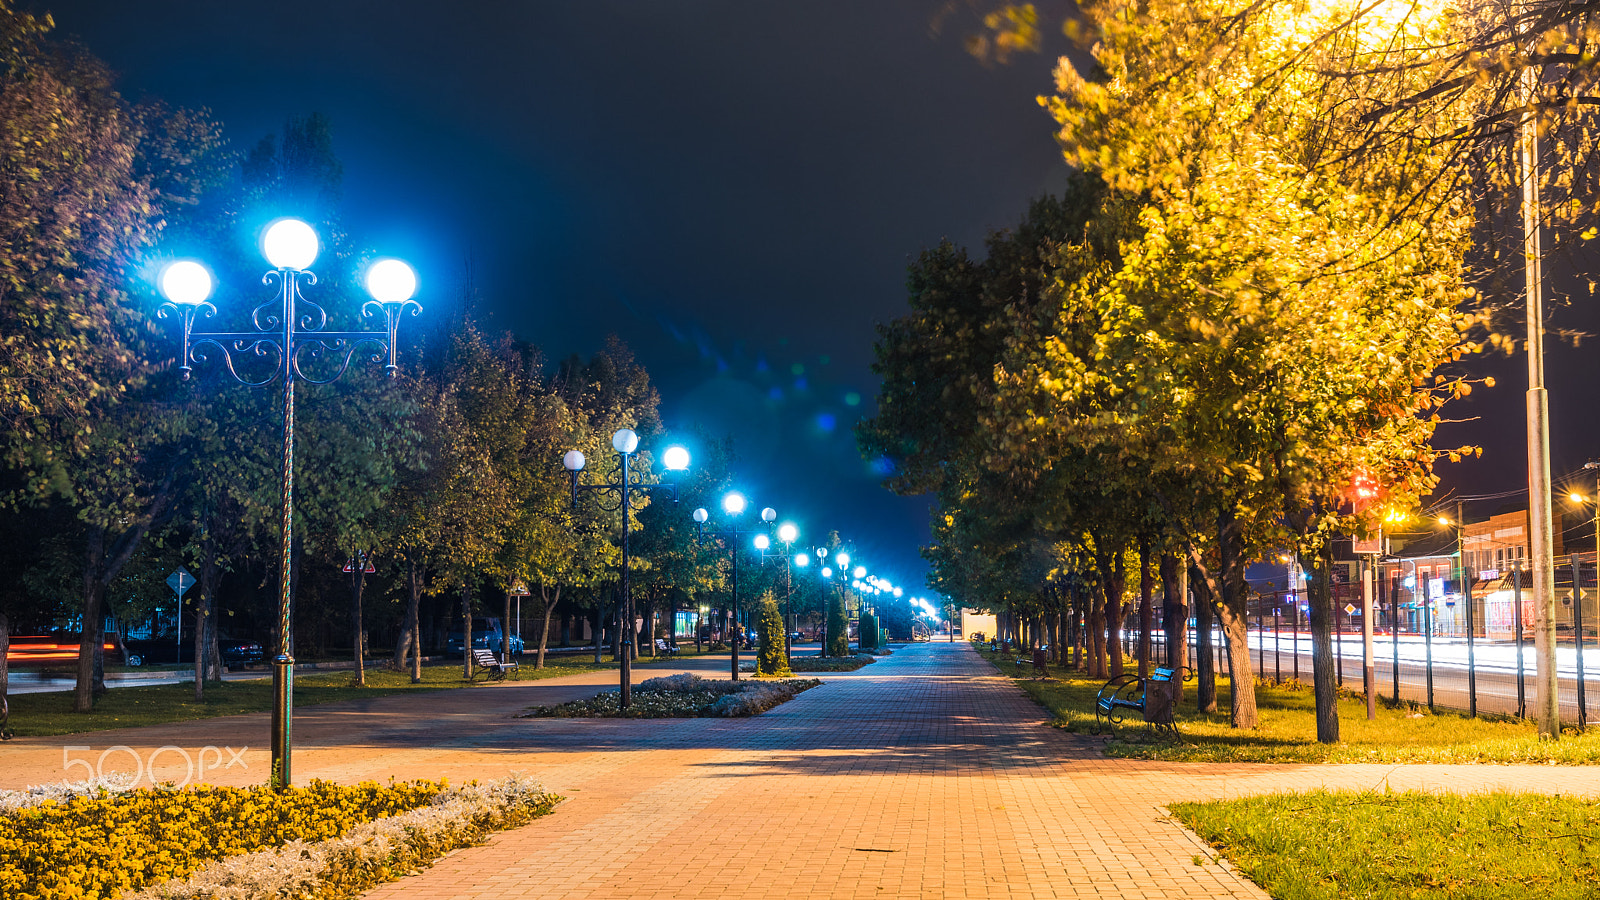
[0,779,443,900]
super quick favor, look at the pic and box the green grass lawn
[977,648,1600,764]
[4,658,620,737]
[1173,790,1600,899]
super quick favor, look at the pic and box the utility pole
[1521,61,1561,739]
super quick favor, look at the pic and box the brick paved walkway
[7,642,1600,899]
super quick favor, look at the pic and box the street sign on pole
[167,567,195,597]
[168,567,194,651]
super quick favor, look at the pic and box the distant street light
[564,430,689,708]
[158,218,421,789]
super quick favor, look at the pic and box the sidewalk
[5,642,1600,899]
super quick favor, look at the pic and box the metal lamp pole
[158,221,420,789]
[692,495,776,680]
[564,432,688,709]
[816,548,832,656]
[758,524,800,659]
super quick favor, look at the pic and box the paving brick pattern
[7,642,1600,899]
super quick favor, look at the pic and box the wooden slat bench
[471,647,518,681]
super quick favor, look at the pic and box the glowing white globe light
[662,446,690,471]
[795,553,810,567]
[160,261,213,306]
[893,587,903,597]
[821,567,833,578]
[754,535,770,550]
[262,218,319,271]
[722,492,746,515]
[835,552,849,567]
[853,566,866,579]
[817,548,828,559]
[563,449,585,471]
[365,259,416,305]
[777,523,797,543]
[693,507,709,523]
[611,428,639,453]
[761,507,776,522]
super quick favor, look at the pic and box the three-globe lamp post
[158,218,421,789]
[756,522,801,659]
[563,430,689,709]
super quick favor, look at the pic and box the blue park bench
[1093,666,1190,737]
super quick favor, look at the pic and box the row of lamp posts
[157,219,894,772]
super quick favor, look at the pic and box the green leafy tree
[994,0,1477,730]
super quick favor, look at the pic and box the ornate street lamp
[563,429,688,709]
[158,218,421,789]
[692,494,775,680]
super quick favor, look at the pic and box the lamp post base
[270,655,293,790]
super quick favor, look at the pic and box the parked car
[219,639,266,666]
[445,617,524,658]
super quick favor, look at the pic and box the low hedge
[521,674,821,718]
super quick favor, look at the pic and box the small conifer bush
[755,590,791,676]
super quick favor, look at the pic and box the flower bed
[0,775,558,900]
[521,673,821,718]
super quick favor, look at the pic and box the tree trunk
[1098,545,1127,678]
[1138,536,1154,678]
[648,591,660,657]
[1104,580,1126,677]
[462,583,474,679]
[1161,553,1189,701]
[1,612,10,711]
[396,554,423,683]
[502,587,512,671]
[1071,590,1085,672]
[1217,514,1259,728]
[75,528,108,713]
[1087,589,1106,678]
[1307,543,1340,743]
[592,603,603,664]
[1215,601,1259,728]
[536,583,560,669]
[610,590,623,661]
[1191,563,1217,713]
[195,532,220,700]
[410,618,421,683]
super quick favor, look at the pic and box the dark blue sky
[44,1,1073,591]
[43,1,1595,580]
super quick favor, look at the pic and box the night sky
[41,1,1072,592]
[38,2,1599,585]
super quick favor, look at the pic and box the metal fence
[1125,599,1595,726]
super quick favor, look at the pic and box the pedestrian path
[6,642,1600,899]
